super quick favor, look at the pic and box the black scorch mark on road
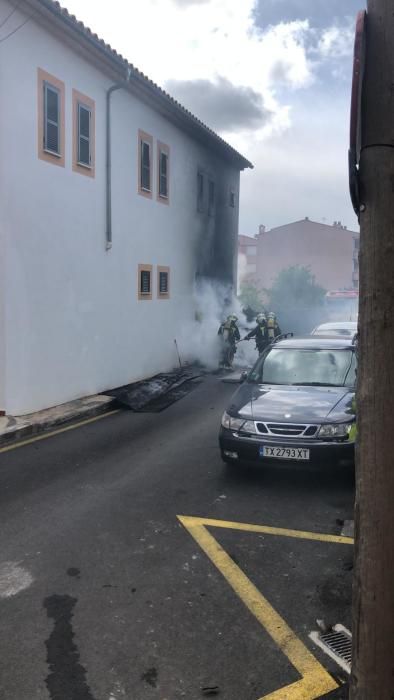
[44,594,97,700]
[67,567,81,579]
[141,667,158,687]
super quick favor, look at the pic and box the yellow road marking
[178,515,352,699]
[0,409,120,454]
[181,515,354,545]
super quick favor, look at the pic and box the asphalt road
[0,376,354,700]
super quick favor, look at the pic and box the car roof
[315,321,357,330]
[272,336,356,350]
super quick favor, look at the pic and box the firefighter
[244,312,268,355]
[267,312,281,341]
[218,314,240,368]
[348,395,357,442]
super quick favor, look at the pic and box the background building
[238,234,258,285]
[0,0,251,415]
[239,218,359,292]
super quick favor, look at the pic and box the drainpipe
[106,68,131,250]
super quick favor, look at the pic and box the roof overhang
[24,0,253,171]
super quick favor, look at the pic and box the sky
[60,0,364,235]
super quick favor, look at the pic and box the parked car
[219,336,356,467]
[311,321,357,337]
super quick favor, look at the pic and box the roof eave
[26,0,253,171]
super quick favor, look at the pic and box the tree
[267,265,326,334]
[350,1,394,696]
[269,265,326,308]
[238,280,265,321]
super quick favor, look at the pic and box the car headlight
[241,420,257,433]
[318,423,353,439]
[221,412,257,433]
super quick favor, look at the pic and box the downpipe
[106,68,131,250]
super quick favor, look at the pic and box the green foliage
[268,265,326,310]
[238,281,264,316]
[267,266,326,334]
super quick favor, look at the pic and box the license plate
[259,445,310,461]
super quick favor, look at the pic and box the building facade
[239,219,359,292]
[238,234,258,284]
[0,0,251,415]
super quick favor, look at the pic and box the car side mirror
[240,370,248,383]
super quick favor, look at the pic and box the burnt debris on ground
[104,368,204,412]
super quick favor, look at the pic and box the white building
[0,0,252,415]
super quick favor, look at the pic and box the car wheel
[221,451,238,466]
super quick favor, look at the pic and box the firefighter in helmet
[267,312,281,341]
[218,314,240,368]
[244,312,268,355]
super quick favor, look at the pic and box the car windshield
[248,347,357,387]
[313,327,354,337]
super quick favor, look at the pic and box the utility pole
[350,0,394,697]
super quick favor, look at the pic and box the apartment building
[239,219,359,292]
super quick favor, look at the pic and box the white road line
[0,561,33,598]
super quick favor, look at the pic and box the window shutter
[140,270,151,294]
[44,83,60,154]
[141,142,151,191]
[78,103,91,166]
[159,152,168,198]
[209,180,215,214]
[159,271,168,295]
[197,172,204,210]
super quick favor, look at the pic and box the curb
[0,398,117,449]
[0,369,205,449]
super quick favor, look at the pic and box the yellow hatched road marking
[181,515,354,545]
[0,410,120,454]
[178,515,353,699]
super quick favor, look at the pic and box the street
[0,376,354,700]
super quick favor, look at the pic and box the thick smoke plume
[176,278,259,370]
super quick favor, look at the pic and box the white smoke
[176,278,259,370]
[237,252,248,294]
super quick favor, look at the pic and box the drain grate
[320,629,352,664]
[309,624,352,673]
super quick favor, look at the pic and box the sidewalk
[0,394,116,447]
[0,367,203,447]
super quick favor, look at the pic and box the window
[73,90,95,176]
[208,180,215,216]
[157,266,170,299]
[246,245,257,256]
[78,104,91,165]
[159,152,168,197]
[141,143,151,190]
[157,142,169,202]
[37,68,65,167]
[44,83,60,154]
[249,348,357,388]
[229,190,236,208]
[197,171,204,211]
[138,131,153,197]
[138,264,153,300]
[246,263,257,273]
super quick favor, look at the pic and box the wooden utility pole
[350,0,394,697]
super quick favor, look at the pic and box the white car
[311,321,357,338]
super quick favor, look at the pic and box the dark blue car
[219,336,356,467]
